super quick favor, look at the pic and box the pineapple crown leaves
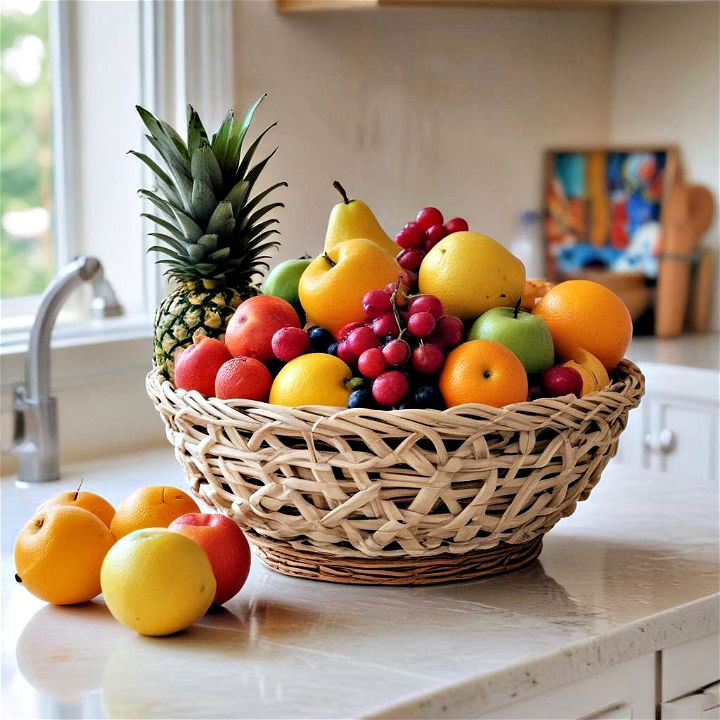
[132,94,287,288]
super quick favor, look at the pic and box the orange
[14,505,115,605]
[439,339,528,408]
[533,280,632,371]
[110,486,199,540]
[298,238,400,336]
[38,488,115,529]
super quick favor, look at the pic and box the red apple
[225,295,301,361]
[169,513,251,606]
[174,336,232,396]
[225,295,302,361]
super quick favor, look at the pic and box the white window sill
[0,313,153,358]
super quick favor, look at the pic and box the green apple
[469,304,554,374]
[261,257,312,306]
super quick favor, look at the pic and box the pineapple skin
[153,280,244,379]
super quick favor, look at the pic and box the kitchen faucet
[12,256,123,483]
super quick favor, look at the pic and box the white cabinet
[483,633,719,720]
[482,654,656,719]
[615,363,719,480]
[660,634,720,719]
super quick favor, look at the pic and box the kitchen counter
[628,332,719,371]
[1,449,718,719]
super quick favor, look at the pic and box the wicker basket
[147,359,644,585]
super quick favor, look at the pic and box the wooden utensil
[656,184,714,337]
[688,247,716,332]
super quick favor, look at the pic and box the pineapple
[132,95,286,378]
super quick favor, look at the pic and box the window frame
[0,0,235,354]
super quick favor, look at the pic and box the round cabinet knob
[644,428,675,454]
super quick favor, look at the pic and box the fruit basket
[146,358,644,586]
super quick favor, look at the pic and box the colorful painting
[544,149,675,279]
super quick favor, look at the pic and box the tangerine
[38,487,115,529]
[533,280,632,371]
[14,505,115,605]
[439,339,528,408]
[110,486,199,540]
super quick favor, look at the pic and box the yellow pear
[419,232,526,320]
[324,181,398,257]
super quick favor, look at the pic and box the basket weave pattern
[147,359,644,583]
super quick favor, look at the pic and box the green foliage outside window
[0,0,54,299]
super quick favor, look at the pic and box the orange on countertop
[439,339,529,409]
[37,488,115,529]
[14,505,115,605]
[533,280,632,372]
[110,486,199,540]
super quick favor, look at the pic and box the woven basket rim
[146,357,642,421]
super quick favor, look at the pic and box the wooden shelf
[278,0,675,12]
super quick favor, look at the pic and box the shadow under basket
[147,359,644,586]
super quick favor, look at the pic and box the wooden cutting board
[656,184,714,337]
[688,247,716,332]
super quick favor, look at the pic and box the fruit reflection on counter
[13,483,253,637]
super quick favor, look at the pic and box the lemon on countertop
[269,354,353,408]
[100,528,215,636]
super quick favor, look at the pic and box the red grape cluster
[334,285,465,410]
[395,207,469,275]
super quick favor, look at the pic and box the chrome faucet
[12,256,123,483]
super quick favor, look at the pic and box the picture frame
[542,145,680,280]
[541,146,680,334]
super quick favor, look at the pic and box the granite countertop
[1,449,718,719]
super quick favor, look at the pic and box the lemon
[269,354,352,407]
[419,231,526,320]
[100,528,215,636]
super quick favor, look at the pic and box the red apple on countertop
[169,513,251,606]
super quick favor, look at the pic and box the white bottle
[510,210,544,278]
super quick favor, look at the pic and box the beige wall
[234,3,616,261]
[610,2,719,238]
[610,2,719,328]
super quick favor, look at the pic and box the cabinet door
[645,398,718,479]
[660,684,720,719]
[662,634,720,703]
[639,365,719,480]
[483,653,655,719]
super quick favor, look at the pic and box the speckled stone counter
[1,449,718,719]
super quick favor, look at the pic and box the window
[0,0,54,300]
[0,0,234,348]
